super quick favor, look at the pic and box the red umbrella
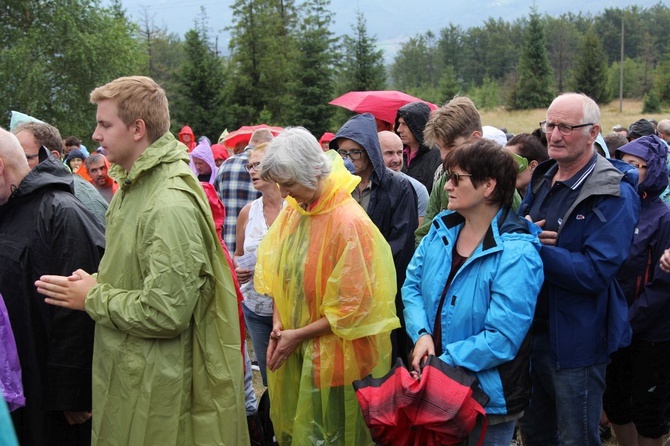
[329,91,438,126]
[222,124,283,149]
[353,356,489,446]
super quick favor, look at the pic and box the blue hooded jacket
[518,154,640,368]
[403,208,543,415]
[615,135,670,341]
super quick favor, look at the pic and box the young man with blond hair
[414,96,483,245]
[36,76,249,445]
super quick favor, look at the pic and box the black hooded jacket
[332,113,418,359]
[0,153,105,445]
[395,102,442,194]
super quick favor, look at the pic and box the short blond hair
[90,76,170,144]
[424,96,482,148]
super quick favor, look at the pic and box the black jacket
[0,153,105,445]
[396,102,442,194]
[332,113,418,359]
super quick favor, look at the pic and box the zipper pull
[451,295,457,306]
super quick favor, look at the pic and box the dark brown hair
[444,139,517,207]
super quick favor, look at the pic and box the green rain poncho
[85,133,248,445]
[255,153,400,445]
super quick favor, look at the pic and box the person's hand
[35,269,96,311]
[267,328,301,372]
[64,411,91,425]
[410,334,435,378]
[526,216,557,246]
[234,267,253,284]
[661,248,670,273]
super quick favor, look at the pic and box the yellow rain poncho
[255,153,400,446]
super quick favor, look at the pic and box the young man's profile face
[92,99,138,171]
[438,135,469,161]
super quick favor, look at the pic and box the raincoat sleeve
[320,217,400,340]
[43,198,102,410]
[443,239,543,371]
[539,183,639,295]
[628,214,670,334]
[402,229,436,343]
[86,192,207,338]
[0,294,23,412]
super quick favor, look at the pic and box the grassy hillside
[479,99,669,136]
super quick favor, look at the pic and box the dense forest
[1,0,669,144]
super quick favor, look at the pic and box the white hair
[260,127,331,189]
[554,92,601,130]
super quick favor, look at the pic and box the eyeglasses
[244,162,261,172]
[337,149,365,160]
[445,171,473,187]
[626,160,647,169]
[540,121,594,136]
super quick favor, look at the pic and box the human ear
[132,119,147,142]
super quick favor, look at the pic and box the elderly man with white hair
[518,93,639,446]
[0,128,105,445]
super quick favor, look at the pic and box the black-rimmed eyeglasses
[540,121,594,136]
[337,149,364,160]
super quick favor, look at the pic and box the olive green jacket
[86,133,248,445]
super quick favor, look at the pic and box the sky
[108,0,661,62]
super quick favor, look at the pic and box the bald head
[379,130,404,172]
[658,119,670,143]
[0,128,31,205]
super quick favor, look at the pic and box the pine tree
[513,8,553,109]
[288,0,338,135]
[655,45,670,103]
[570,27,611,104]
[172,10,226,142]
[224,0,298,126]
[337,11,385,92]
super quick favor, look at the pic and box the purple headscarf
[189,139,218,184]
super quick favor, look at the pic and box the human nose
[92,127,102,142]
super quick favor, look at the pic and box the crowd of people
[1,75,669,446]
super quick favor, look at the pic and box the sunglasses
[445,171,473,187]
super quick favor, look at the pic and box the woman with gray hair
[254,127,399,445]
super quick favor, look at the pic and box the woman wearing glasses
[233,142,284,386]
[402,139,544,445]
[254,128,399,445]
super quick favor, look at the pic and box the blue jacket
[615,135,670,342]
[518,154,640,368]
[402,208,544,415]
